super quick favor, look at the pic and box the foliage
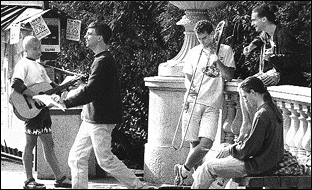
[48,1,310,169]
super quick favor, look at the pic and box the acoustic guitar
[9,75,87,121]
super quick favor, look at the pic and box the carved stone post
[144,1,227,184]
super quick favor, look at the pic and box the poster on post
[10,23,21,44]
[29,16,51,40]
[66,19,81,41]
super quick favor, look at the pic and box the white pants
[68,121,145,189]
[192,155,247,189]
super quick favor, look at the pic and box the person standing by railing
[173,20,235,186]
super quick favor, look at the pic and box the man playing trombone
[174,20,235,186]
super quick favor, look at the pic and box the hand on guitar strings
[61,75,83,91]
[34,98,45,107]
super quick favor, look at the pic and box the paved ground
[1,155,159,189]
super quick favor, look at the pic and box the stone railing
[222,81,311,165]
[144,77,311,184]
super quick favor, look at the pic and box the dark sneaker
[174,164,187,186]
[54,176,71,188]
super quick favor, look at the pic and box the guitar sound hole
[23,95,32,109]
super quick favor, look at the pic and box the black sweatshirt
[64,51,123,124]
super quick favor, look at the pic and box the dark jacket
[64,51,123,124]
[229,103,284,175]
[251,25,301,85]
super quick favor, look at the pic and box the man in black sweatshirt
[60,20,152,189]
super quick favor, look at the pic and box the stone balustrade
[144,78,311,184]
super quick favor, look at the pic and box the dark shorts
[24,107,52,135]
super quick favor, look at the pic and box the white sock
[181,165,190,177]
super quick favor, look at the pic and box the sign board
[10,23,21,44]
[66,19,81,41]
[41,18,61,52]
[29,15,51,40]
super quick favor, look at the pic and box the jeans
[191,155,247,189]
[68,120,145,189]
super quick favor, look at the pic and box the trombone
[171,20,226,150]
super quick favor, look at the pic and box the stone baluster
[230,93,243,142]
[277,101,291,151]
[293,104,308,164]
[222,92,236,145]
[285,102,300,156]
[302,106,311,157]
[219,93,228,144]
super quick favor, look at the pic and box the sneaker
[174,164,187,186]
[54,176,71,188]
[23,178,46,189]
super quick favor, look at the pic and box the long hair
[239,76,283,123]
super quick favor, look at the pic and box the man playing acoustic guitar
[10,35,72,189]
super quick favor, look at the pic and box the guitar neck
[44,85,67,95]
[42,75,85,95]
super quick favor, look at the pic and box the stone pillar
[144,77,192,185]
[144,1,227,185]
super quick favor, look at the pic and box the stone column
[144,77,191,185]
[143,1,227,185]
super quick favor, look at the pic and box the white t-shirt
[12,57,52,87]
[182,44,235,109]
